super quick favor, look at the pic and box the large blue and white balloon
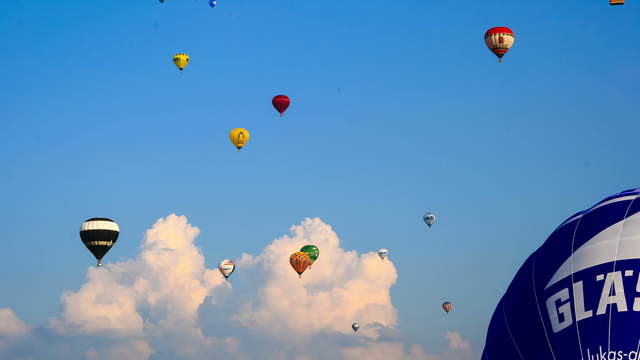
[483,189,640,359]
[209,0,216,7]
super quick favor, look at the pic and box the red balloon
[272,95,290,117]
[484,26,515,62]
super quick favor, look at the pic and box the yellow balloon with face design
[229,128,250,150]
[173,53,190,71]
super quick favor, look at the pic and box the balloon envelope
[483,189,640,358]
[80,218,119,267]
[377,248,388,260]
[423,213,436,227]
[442,301,452,313]
[289,251,311,277]
[272,95,290,116]
[229,128,250,150]
[300,245,320,265]
[484,27,514,62]
[352,323,359,332]
[218,259,235,279]
[173,53,190,71]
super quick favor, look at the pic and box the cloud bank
[0,215,473,359]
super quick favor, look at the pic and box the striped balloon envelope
[483,189,640,359]
[484,27,514,63]
[442,301,453,313]
[80,218,119,267]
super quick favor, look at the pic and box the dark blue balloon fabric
[483,189,640,360]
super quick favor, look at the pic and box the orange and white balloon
[484,27,514,63]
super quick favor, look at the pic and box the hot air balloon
[173,53,189,71]
[272,95,290,117]
[229,128,250,151]
[300,245,319,267]
[442,301,452,313]
[352,323,360,332]
[209,0,216,7]
[484,27,514,63]
[289,251,311,278]
[218,259,235,279]
[80,218,119,267]
[483,188,640,358]
[423,213,436,228]
[610,0,624,4]
[377,248,389,261]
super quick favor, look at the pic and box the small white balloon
[218,259,236,279]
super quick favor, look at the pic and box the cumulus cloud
[84,341,153,360]
[235,217,398,340]
[0,308,28,352]
[341,332,472,360]
[341,342,437,360]
[446,331,470,352]
[47,214,244,359]
[0,309,27,337]
[0,215,475,360]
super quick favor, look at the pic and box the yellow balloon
[173,53,190,71]
[229,128,250,150]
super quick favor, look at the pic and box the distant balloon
[289,251,311,278]
[423,213,436,228]
[209,0,216,7]
[218,259,235,279]
[377,248,388,261]
[484,27,514,63]
[352,323,360,332]
[272,95,290,117]
[300,245,319,266]
[229,128,250,150]
[610,0,624,4]
[442,301,452,313]
[173,53,190,71]
[80,218,119,267]
[159,0,165,3]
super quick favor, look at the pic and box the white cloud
[0,309,27,337]
[0,215,476,360]
[48,214,241,358]
[106,340,153,360]
[235,217,398,340]
[341,331,473,360]
[0,308,28,352]
[446,331,470,352]
[341,342,438,360]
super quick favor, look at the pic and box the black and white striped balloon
[80,218,119,267]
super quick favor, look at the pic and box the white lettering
[573,281,593,321]
[597,271,628,315]
[633,273,640,311]
[547,287,573,333]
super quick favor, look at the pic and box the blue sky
[0,0,639,357]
